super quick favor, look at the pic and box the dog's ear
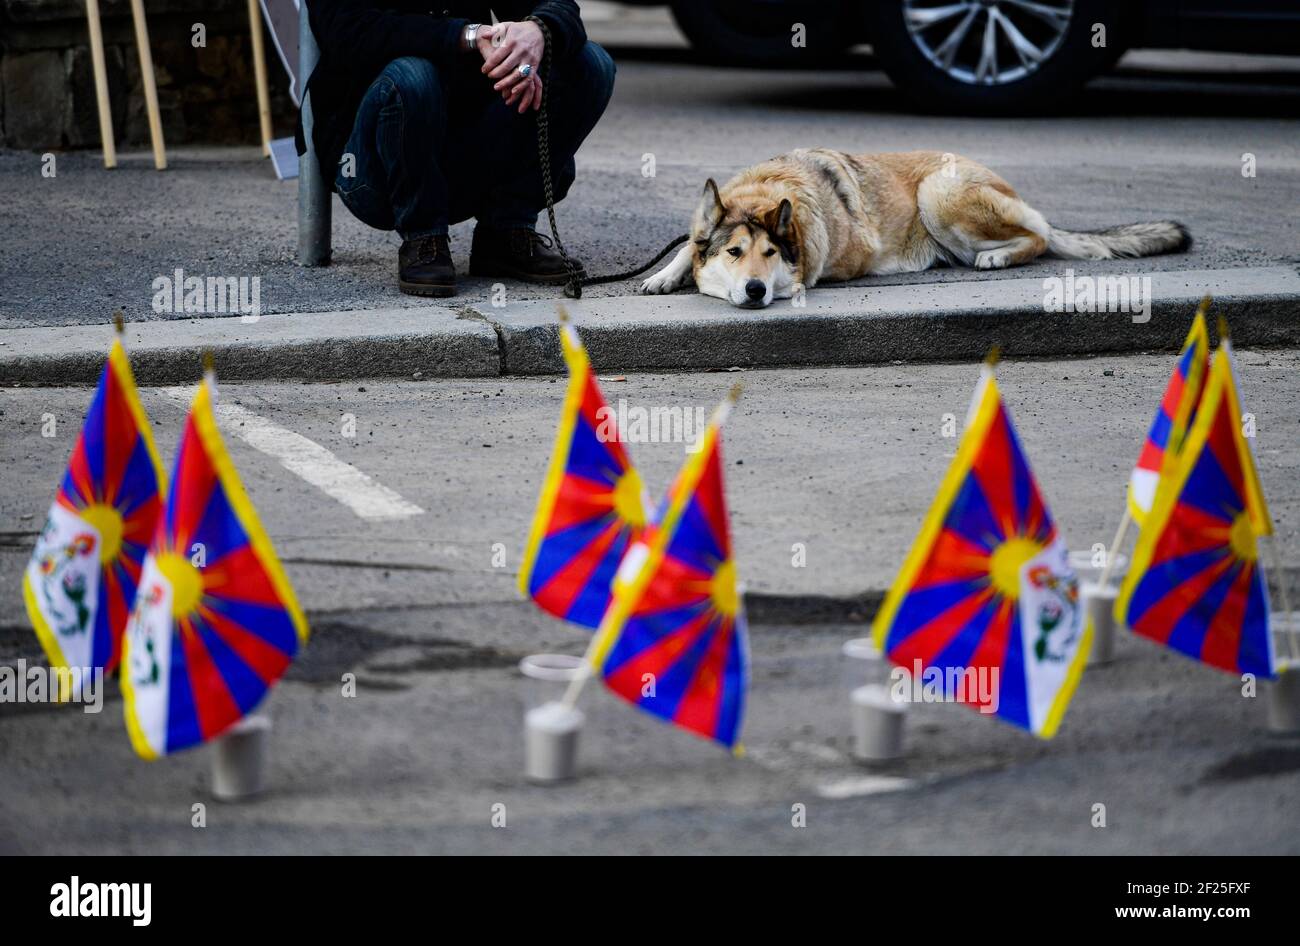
[767,198,794,240]
[693,178,726,233]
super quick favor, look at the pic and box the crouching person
[297,1,615,296]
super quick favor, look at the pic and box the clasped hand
[475,20,545,114]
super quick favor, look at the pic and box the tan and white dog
[642,149,1190,308]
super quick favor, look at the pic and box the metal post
[298,0,331,266]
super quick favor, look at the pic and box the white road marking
[745,741,848,771]
[816,775,914,799]
[747,743,917,797]
[156,388,424,521]
[787,740,846,764]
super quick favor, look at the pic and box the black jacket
[296,1,586,178]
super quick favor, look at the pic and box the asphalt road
[2,607,1298,855]
[1,30,1298,326]
[2,352,1297,603]
[1,354,1298,853]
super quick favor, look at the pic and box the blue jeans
[335,42,615,240]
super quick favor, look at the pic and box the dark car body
[613,1,1300,110]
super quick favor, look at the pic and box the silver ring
[517,63,532,79]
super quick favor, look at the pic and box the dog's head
[691,179,797,308]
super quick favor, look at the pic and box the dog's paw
[974,250,1012,270]
[641,270,684,294]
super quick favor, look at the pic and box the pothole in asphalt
[288,621,516,685]
[362,642,517,674]
[286,621,413,683]
[1200,746,1300,783]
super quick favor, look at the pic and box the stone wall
[1,0,297,149]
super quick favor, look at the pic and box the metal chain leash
[527,15,688,300]
[528,16,585,298]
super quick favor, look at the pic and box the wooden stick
[84,0,116,169]
[1098,507,1132,591]
[247,0,274,156]
[1266,535,1299,663]
[127,0,167,170]
[559,654,594,709]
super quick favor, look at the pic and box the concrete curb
[0,307,500,384]
[2,266,1297,384]
[475,265,1300,374]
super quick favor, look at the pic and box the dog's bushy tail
[1046,221,1191,260]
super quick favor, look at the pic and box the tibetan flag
[1128,307,1210,523]
[1116,341,1275,677]
[518,321,650,629]
[872,363,1091,738]
[23,338,163,701]
[121,376,308,758]
[588,393,748,750]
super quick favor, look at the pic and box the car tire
[864,0,1126,113]
[669,0,855,67]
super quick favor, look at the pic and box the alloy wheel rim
[901,0,1075,86]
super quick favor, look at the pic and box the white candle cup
[841,636,888,693]
[519,655,587,782]
[211,714,271,801]
[851,684,906,763]
[525,701,585,782]
[1082,581,1119,666]
[1267,615,1300,735]
[518,653,585,710]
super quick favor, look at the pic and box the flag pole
[127,0,167,170]
[85,0,116,169]
[559,383,744,711]
[559,642,597,709]
[1098,508,1132,591]
[556,305,605,710]
[554,303,599,710]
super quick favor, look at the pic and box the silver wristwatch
[462,23,481,52]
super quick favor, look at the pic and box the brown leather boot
[399,235,456,297]
[468,225,583,285]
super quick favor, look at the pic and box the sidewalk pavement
[5,35,1298,375]
[1,265,1297,383]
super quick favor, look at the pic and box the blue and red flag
[1128,306,1210,523]
[588,391,749,750]
[872,362,1091,738]
[1116,339,1275,677]
[23,337,164,701]
[519,321,650,629]
[121,375,308,757]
